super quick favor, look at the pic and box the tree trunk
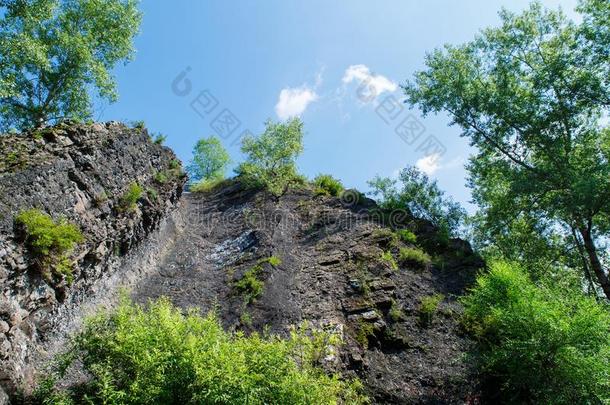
[579,227,610,300]
[571,227,596,297]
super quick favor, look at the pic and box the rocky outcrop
[0,122,185,400]
[0,122,485,403]
[133,181,484,403]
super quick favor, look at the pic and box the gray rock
[0,121,186,399]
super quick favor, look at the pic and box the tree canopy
[404,0,610,298]
[187,136,231,184]
[237,118,305,196]
[0,0,141,131]
[462,260,610,404]
[368,166,466,239]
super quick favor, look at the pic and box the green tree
[368,166,466,238]
[187,136,230,183]
[404,1,610,298]
[462,261,610,404]
[236,118,305,196]
[0,0,141,131]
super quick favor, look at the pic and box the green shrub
[418,293,444,327]
[313,174,344,197]
[190,177,226,193]
[15,209,83,282]
[120,182,143,211]
[267,255,282,267]
[169,159,180,170]
[4,149,27,171]
[355,319,375,347]
[132,120,145,130]
[234,256,282,304]
[353,265,371,296]
[154,162,184,186]
[152,133,167,145]
[235,267,265,303]
[389,299,403,322]
[239,311,253,327]
[380,251,398,271]
[145,187,158,200]
[32,298,367,404]
[153,171,168,184]
[461,261,610,404]
[396,229,417,244]
[398,247,431,268]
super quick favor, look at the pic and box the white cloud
[275,85,318,120]
[415,153,442,176]
[414,154,465,176]
[342,64,397,102]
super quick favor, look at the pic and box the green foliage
[267,255,281,267]
[396,229,417,244]
[145,187,158,200]
[372,228,399,248]
[418,293,444,327]
[15,209,83,282]
[461,261,610,404]
[235,267,265,303]
[369,167,466,238]
[168,159,180,170]
[132,120,145,130]
[187,136,230,184]
[153,171,168,184]
[234,256,282,304]
[355,320,375,348]
[15,209,82,257]
[190,177,226,193]
[389,299,403,322]
[34,297,367,404]
[119,182,142,211]
[313,174,344,197]
[352,262,371,296]
[239,310,253,327]
[0,0,142,131]
[152,133,166,145]
[236,118,304,196]
[153,161,184,187]
[398,247,431,268]
[380,251,398,271]
[403,2,610,298]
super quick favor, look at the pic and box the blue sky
[100,0,579,211]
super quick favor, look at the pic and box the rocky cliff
[132,182,483,403]
[0,122,484,404]
[0,122,185,401]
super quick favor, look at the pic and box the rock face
[0,122,484,404]
[0,122,185,400]
[133,182,484,403]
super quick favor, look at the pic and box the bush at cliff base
[32,297,367,404]
[461,261,610,404]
